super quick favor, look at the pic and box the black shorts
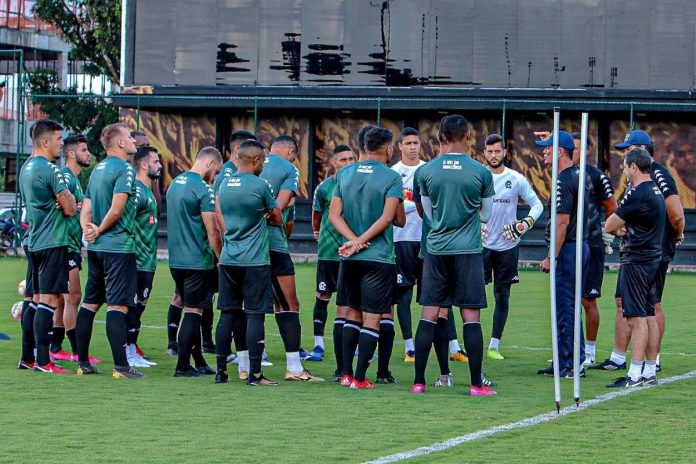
[335,261,348,306]
[218,264,273,315]
[316,260,340,294]
[341,260,396,314]
[270,250,295,277]
[482,246,520,285]
[169,268,215,310]
[618,262,660,318]
[137,271,156,302]
[84,251,138,307]
[651,261,669,303]
[29,246,69,295]
[23,245,35,298]
[67,251,83,272]
[420,252,487,309]
[582,244,605,299]
[395,241,423,288]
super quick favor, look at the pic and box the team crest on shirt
[149,214,157,225]
[505,180,512,189]
[442,160,462,170]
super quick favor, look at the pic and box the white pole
[549,108,562,413]
[573,113,589,406]
[119,0,128,88]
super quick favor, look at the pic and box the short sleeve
[114,163,135,195]
[556,177,574,215]
[615,188,640,222]
[312,182,324,212]
[135,186,147,213]
[262,180,278,210]
[412,168,422,203]
[199,183,216,213]
[481,169,495,198]
[386,171,404,200]
[652,167,678,198]
[48,163,68,195]
[333,173,344,199]
[280,165,299,195]
[597,172,615,200]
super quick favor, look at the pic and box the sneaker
[470,385,497,396]
[375,372,399,384]
[201,343,216,354]
[642,376,658,386]
[450,350,469,362]
[174,367,202,377]
[330,370,341,382]
[305,346,324,362]
[247,373,279,386]
[349,378,375,389]
[606,376,643,388]
[76,363,102,375]
[70,353,102,364]
[113,365,144,379]
[433,374,453,387]
[135,345,149,360]
[34,362,71,374]
[166,344,179,357]
[487,349,505,360]
[404,350,415,363]
[284,369,325,382]
[196,365,216,376]
[127,345,153,368]
[238,370,249,381]
[656,363,662,373]
[588,358,626,371]
[215,370,229,383]
[481,372,497,387]
[410,383,426,394]
[582,354,595,366]
[562,368,586,379]
[18,360,35,370]
[299,347,310,359]
[50,349,73,362]
[261,354,273,367]
[537,366,555,376]
[339,374,353,387]
[226,353,238,364]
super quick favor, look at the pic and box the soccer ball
[18,279,26,296]
[11,301,23,321]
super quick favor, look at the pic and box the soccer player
[260,135,323,381]
[411,115,496,396]
[214,140,283,385]
[604,148,665,388]
[391,127,426,363]
[308,144,355,363]
[124,145,162,368]
[167,147,222,377]
[18,119,76,374]
[18,147,38,370]
[537,130,588,378]
[76,123,141,378]
[481,134,543,360]
[329,127,403,389]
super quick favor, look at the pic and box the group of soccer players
[16,114,685,394]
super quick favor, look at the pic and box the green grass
[0,258,694,463]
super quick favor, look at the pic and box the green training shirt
[166,171,216,270]
[313,175,343,261]
[333,160,403,264]
[415,153,494,255]
[62,167,84,254]
[259,154,298,253]
[411,163,429,260]
[218,173,278,266]
[213,160,238,194]
[134,179,158,272]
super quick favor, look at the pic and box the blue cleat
[305,346,324,362]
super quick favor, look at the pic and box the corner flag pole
[573,113,589,406]
[549,108,562,413]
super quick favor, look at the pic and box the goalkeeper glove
[602,229,614,255]
[502,216,534,242]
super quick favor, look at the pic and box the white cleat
[127,345,156,367]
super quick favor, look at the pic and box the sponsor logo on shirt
[174,177,187,185]
[227,178,242,187]
[493,198,511,204]
[149,214,157,225]
[357,165,374,174]
[442,160,462,170]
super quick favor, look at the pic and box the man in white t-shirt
[482,134,543,360]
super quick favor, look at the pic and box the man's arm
[215,199,226,234]
[479,197,493,223]
[80,198,97,243]
[95,193,129,237]
[602,197,618,218]
[540,213,569,273]
[329,196,358,243]
[393,201,406,228]
[603,213,626,235]
[276,189,295,211]
[665,195,685,244]
[202,211,222,260]
[312,210,322,240]
[55,190,76,217]
[267,207,283,227]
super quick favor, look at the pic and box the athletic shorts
[23,245,35,298]
[84,251,137,307]
[340,259,396,314]
[218,264,273,315]
[482,246,520,285]
[395,241,423,288]
[618,262,660,318]
[582,244,605,299]
[420,252,487,309]
[651,261,669,303]
[137,271,156,302]
[67,251,83,272]
[335,261,347,306]
[316,259,339,294]
[29,246,69,295]
[270,250,295,277]
[169,268,215,310]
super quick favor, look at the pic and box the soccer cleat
[606,376,643,388]
[481,372,497,387]
[349,378,375,389]
[215,370,229,383]
[284,369,325,382]
[227,353,238,364]
[642,376,658,386]
[339,375,353,387]
[656,363,662,373]
[127,348,153,368]
[34,362,71,374]
[404,350,415,362]
[261,353,273,367]
[113,365,144,379]
[135,346,149,360]
[18,360,35,370]
[299,347,310,359]
[196,365,216,376]
[450,350,469,362]
[166,343,179,357]
[487,349,505,360]
[330,370,341,382]
[174,367,202,377]
[588,358,626,371]
[76,363,102,375]
[247,373,279,386]
[238,370,249,381]
[201,342,216,354]
[50,349,73,362]
[411,383,427,394]
[305,346,325,362]
[70,353,102,364]
[562,368,586,379]
[470,385,497,396]
[537,366,555,376]
[433,374,453,387]
[375,372,400,384]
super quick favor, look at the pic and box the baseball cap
[615,130,652,149]
[535,130,575,151]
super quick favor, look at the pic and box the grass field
[0,257,694,463]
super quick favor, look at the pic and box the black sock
[167,304,183,348]
[275,312,301,353]
[434,316,450,375]
[446,308,458,342]
[20,301,36,363]
[192,330,207,368]
[312,297,329,337]
[66,328,77,353]
[333,318,346,375]
[232,311,247,352]
[75,306,96,363]
[34,304,55,366]
[414,319,436,385]
[126,303,142,346]
[176,312,201,371]
[341,320,361,376]
[491,283,511,341]
[463,322,484,387]
[133,302,146,346]
[215,311,235,371]
[354,327,379,382]
[247,313,265,375]
[105,310,128,367]
[50,325,65,353]
[201,307,214,346]
[395,287,414,340]
[377,319,395,377]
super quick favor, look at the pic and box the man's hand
[601,229,615,255]
[502,216,534,242]
[313,230,319,241]
[676,234,684,246]
[540,257,551,273]
[480,223,489,243]
[338,240,369,258]
[83,222,99,243]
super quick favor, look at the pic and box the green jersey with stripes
[134,179,158,272]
